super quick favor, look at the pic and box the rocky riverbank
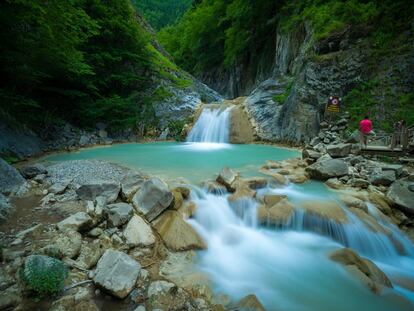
[0,158,272,311]
[0,117,413,310]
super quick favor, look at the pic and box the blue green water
[44,142,300,183]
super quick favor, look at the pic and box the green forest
[0,0,162,131]
[132,0,193,31]
[158,0,413,74]
[1,0,413,133]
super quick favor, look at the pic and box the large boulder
[20,164,47,179]
[146,280,195,310]
[387,177,414,215]
[105,203,134,227]
[216,167,238,192]
[93,249,141,299]
[51,230,82,259]
[305,159,349,180]
[258,196,294,226]
[369,170,396,187]
[228,179,256,202]
[0,158,27,195]
[230,294,266,311]
[330,248,392,293]
[302,149,322,160]
[229,104,255,144]
[76,180,120,203]
[120,172,146,201]
[132,178,173,222]
[154,210,206,251]
[299,200,348,224]
[326,143,352,158]
[123,215,156,248]
[57,212,93,232]
[75,241,103,270]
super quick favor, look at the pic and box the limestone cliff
[198,21,414,144]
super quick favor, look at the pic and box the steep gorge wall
[204,20,414,144]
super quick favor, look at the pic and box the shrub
[21,255,68,296]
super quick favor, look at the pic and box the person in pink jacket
[359,116,374,147]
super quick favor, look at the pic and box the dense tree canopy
[0,0,153,130]
[158,0,281,74]
[131,0,193,31]
[158,0,413,74]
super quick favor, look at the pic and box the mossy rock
[21,255,68,296]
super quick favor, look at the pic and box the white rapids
[187,183,414,311]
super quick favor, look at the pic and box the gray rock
[52,230,82,259]
[326,143,352,158]
[216,167,238,192]
[132,178,173,222]
[346,130,361,143]
[147,280,195,310]
[0,158,27,195]
[306,159,349,181]
[349,178,370,189]
[121,172,146,201]
[57,212,93,232]
[0,122,43,158]
[230,294,266,311]
[16,224,43,239]
[381,164,404,178]
[316,153,332,163]
[20,164,47,179]
[336,118,348,127]
[302,149,322,160]
[0,285,21,310]
[387,178,414,215]
[123,215,155,248]
[76,241,103,270]
[76,180,120,203]
[93,249,140,299]
[49,180,71,195]
[98,130,107,139]
[0,193,11,222]
[310,137,321,147]
[79,135,90,146]
[147,280,175,298]
[369,170,396,187]
[105,203,134,227]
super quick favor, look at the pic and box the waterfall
[187,106,233,143]
[187,185,414,310]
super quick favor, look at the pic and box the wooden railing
[390,125,414,151]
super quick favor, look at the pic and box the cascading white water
[187,106,233,143]
[188,183,414,311]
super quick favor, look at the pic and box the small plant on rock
[20,255,68,297]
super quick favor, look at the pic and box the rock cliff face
[199,21,414,143]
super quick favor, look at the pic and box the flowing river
[44,107,414,310]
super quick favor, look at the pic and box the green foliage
[168,119,187,141]
[272,81,294,105]
[132,0,193,31]
[21,255,68,296]
[0,0,157,131]
[344,80,414,133]
[158,0,280,73]
[160,0,413,77]
[303,0,379,41]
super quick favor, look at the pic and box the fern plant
[21,255,68,296]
